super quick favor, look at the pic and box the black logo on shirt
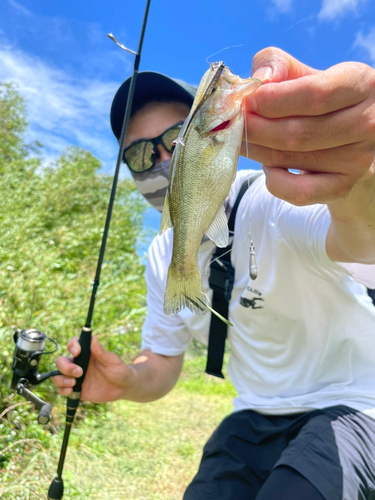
[240,297,264,309]
[240,287,264,309]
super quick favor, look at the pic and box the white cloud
[271,0,292,14]
[0,44,116,168]
[0,3,134,175]
[318,0,367,20]
[0,41,130,174]
[354,28,375,67]
[6,0,32,17]
[0,4,130,83]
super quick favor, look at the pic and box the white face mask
[129,159,171,212]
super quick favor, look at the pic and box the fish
[159,61,262,317]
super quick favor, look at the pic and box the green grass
[0,353,236,499]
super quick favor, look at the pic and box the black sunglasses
[123,121,184,173]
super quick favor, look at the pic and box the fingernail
[73,367,82,377]
[252,67,273,82]
[71,347,79,357]
[64,378,73,385]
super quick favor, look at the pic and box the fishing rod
[44,2,152,498]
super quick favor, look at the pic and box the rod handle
[73,327,92,393]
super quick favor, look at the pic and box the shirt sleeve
[141,231,193,356]
[268,189,375,287]
[336,262,375,289]
[271,194,333,266]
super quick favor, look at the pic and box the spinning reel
[11,328,60,424]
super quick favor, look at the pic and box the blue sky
[1,0,375,239]
[1,0,375,172]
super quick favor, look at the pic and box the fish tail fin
[164,264,208,316]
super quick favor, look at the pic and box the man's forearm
[326,174,375,264]
[124,349,184,403]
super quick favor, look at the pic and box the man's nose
[156,144,173,162]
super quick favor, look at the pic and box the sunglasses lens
[124,123,184,172]
[124,141,154,172]
[162,125,183,152]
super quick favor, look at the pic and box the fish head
[193,64,262,137]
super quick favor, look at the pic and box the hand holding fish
[242,47,375,206]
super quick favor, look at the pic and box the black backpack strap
[206,173,375,378]
[206,175,260,378]
[368,288,375,306]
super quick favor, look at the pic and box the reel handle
[16,383,52,425]
[38,402,52,425]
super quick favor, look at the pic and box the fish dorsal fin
[159,191,172,235]
[205,205,228,248]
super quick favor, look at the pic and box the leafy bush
[0,83,148,467]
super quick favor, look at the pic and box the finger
[240,141,374,175]
[244,101,372,152]
[248,62,372,119]
[67,336,80,358]
[58,387,73,397]
[251,47,317,83]
[55,355,83,377]
[262,166,353,205]
[52,374,77,388]
[91,336,119,366]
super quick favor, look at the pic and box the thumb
[251,47,317,83]
[90,336,115,365]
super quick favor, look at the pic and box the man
[53,48,375,499]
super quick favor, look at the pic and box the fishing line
[204,98,254,275]
[205,244,234,273]
[284,15,314,32]
[203,222,253,275]
[206,44,246,64]
[243,98,258,280]
[243,100,252,241]
[243,99,250,165]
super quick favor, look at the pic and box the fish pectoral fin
[205,205,229,248]
[159,191,172,235]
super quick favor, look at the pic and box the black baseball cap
[110,71,197,141]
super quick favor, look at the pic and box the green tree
[0,84,148,452]
[0,83,28,163]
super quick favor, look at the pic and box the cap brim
[110,72,195,141]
